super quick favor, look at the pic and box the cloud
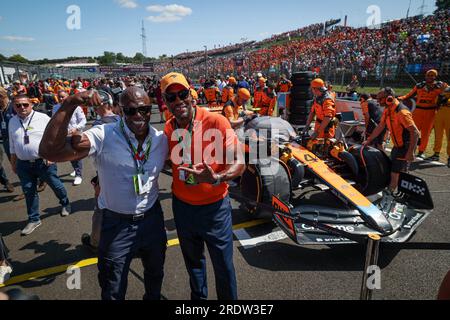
[1,36,35,42]
[146,4,192,23]
[115,0,138,9]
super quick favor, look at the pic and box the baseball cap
[160,72,190,93]
[311,78,326,90]
[426,69,438,77]
[238,88,251,101]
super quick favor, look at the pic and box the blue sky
[0,0,437,60]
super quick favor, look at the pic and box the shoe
[416,152,425,160]
[426,154,440,162]
[0,265,13,285]
[70,171,77,177]
[37,182,47,193]
[21,221,42,236]
[5,182,14,193]
[13,194,25,202]
[81,233,98,254]
[61,204,71,217]
[73,177,83,186]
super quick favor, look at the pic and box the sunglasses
[15,103,31,108]
[122,106,152,117]
[164,89,190,103]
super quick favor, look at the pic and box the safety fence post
[360,233,381,300]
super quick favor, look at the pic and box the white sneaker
[70,171,77,177]
[0,265,13,285]
[73,177,83,186]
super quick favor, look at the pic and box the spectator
[40,88,168,301]
[162,72,245,300]
[9,94,72,236]
[53,90,87,186]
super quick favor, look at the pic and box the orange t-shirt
[164,107,239,206]
[381,102,415,148]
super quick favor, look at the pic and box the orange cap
[311,78,326,89]
[258,77,266,84]
[228,77,237,85]
[426,69,438,77]
[238,88,251,101]
[190,88,198,100]
[160,72,190,93]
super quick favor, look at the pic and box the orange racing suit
[311,91,336,139]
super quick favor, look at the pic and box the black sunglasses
[164,89,190,103]
[15,103,31,108]
[122,106,152,117]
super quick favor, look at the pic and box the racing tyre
[241,158,292,218]
[291,71,315,86]
[349,145,391,196]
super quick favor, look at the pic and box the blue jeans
[16,160,69,223]
[97,201,167,301]
[71,160,83,178]
[173,195,237,300]
[0,147,9,186]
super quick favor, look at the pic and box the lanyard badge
[120,120,153,195]
[20,112,35,146]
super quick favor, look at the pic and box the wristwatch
[212,174,222,186]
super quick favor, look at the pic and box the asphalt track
[1,111,449,300]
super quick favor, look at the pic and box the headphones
[98,90,113,106]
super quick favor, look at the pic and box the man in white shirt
[53,90,87,186]
[39,87,168,301]
[9,94,71,236]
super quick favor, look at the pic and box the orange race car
[238,117,434,245]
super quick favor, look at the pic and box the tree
[8,54,29,64]
[133,53,145,64]
[97,51,116,65]
[87,57,96,63]
[0,53,6,61]
[435,0,450,12]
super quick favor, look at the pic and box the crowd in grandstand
[154,10,449,78]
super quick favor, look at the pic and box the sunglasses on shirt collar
[164,89,190,103]
[122,105,152,117]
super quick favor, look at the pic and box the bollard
[360,233,381,300]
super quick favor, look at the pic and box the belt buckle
[132,213,145,222]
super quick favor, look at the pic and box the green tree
[8,54,29,64]
[0,53,6,61]
[98,51,116,65]
[435,0,450,11]
[133,53,145,64]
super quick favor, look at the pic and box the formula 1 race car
[238,117,434,245]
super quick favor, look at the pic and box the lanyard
[119,119,152,174]
[174,108,196,164]
[20,111,35,137]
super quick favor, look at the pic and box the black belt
[19,158,43,163]
[103,203,159,222]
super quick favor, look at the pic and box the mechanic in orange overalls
[221,78,235,105]
[253,77,266,109]
[203,79,221,107]
[259,83,277,117]
[399,69,448,159]
[277,75,292,93]
[304,78,336,140]
[432,87,450,166]
[364,88,420,193]
[222,88,252,129]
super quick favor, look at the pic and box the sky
[0,0,438,60]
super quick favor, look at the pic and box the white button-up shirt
[84,120,168,215]
[52,104,87,132]
[9,111,49,161]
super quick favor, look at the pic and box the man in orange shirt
[259,83,277,117]
[162,72,245,300]
[399,69,448,159]
[222,88,251,129]
[253,77,266,109]
[304,78,336,140]
[364,88,419,193]
[277,75,292,93]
